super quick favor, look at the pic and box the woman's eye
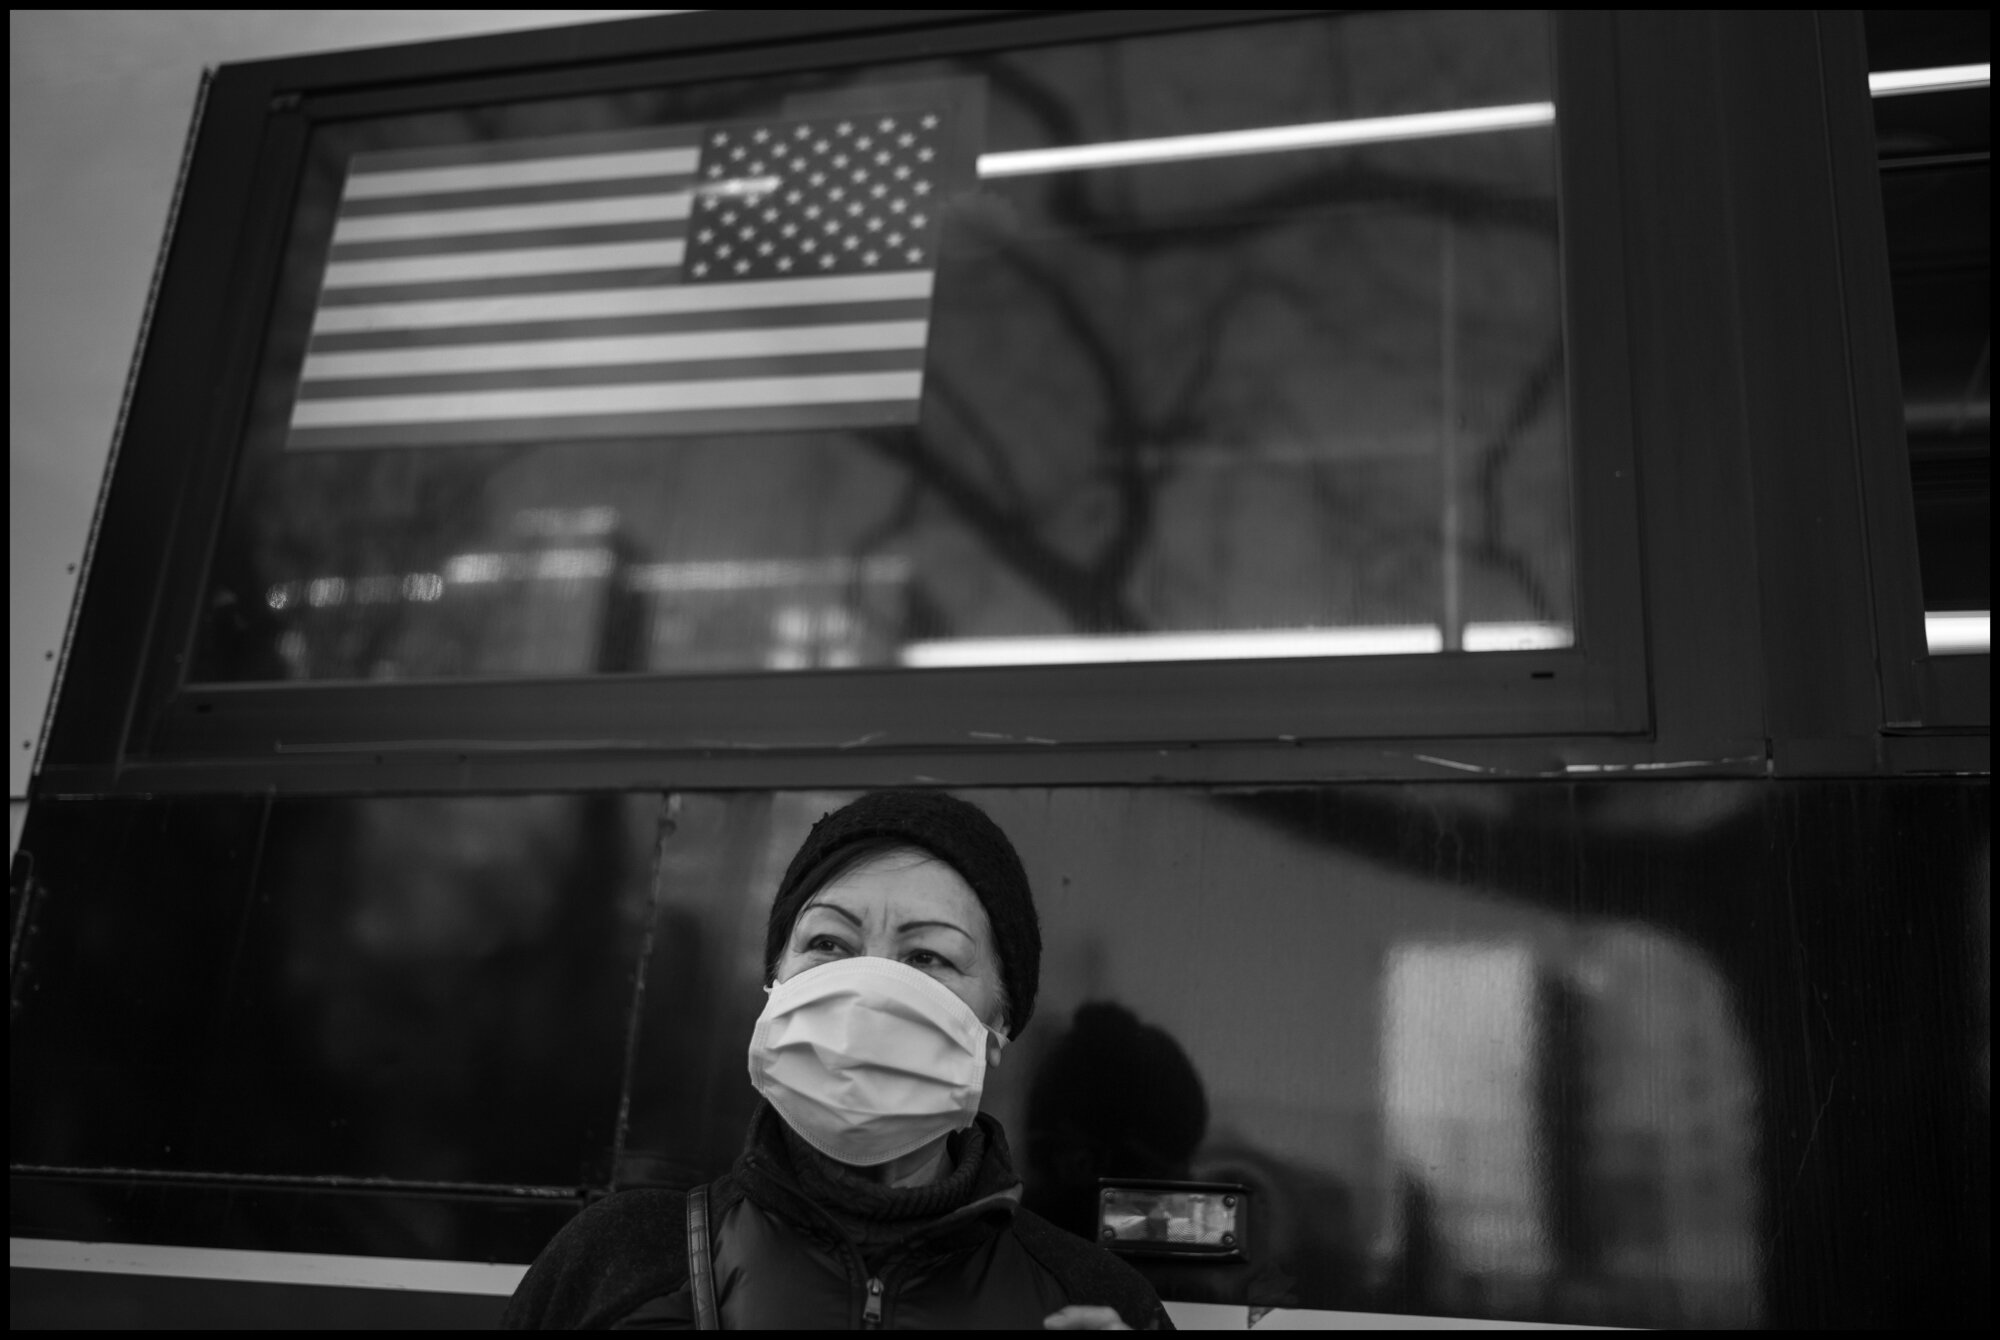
[806,936,849,955]
[905,950,953,970]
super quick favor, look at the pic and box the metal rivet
[1100,1227,1115,1241]
[1222,1195,1237,1209]
[1221,1232,1236,1246]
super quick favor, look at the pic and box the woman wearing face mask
[503,790,1169,1330]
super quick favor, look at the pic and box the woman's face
[775,847,1009,1036]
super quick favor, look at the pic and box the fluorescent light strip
[1926,611,1990,656]
[968,63,1989,181]
[977,103,1554,179]
[899,622,1573,667]
[9,1238,527,1296]
[1869,63,1990,97]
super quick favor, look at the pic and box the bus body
[10,11,1988,1329]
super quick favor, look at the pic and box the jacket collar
[733,1102,1023,1268]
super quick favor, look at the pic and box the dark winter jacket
[502,1103,1172,1329]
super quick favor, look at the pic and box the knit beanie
[764,791,1042,1037]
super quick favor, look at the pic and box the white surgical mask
[747,956,1005,1167]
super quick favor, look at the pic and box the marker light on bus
[1868,63,1991,97]
[1926,611,1990,656]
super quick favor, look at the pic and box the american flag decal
[286,109,959,450]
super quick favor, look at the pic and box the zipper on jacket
[862,1276,884,1327]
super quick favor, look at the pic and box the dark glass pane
[192,11,1572,683]
[11,794,660,1186]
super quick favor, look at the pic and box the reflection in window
[1380,931,1759,1327]
[194,11,1573,683]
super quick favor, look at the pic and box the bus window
[189,11,1574,685]
[1864,11,1990,656]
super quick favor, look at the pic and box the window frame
[1831,10,1990,738]
[45,9,1652,795]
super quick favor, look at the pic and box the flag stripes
[297,348,925,401]
[306,295,937,354]
[286,116,947,450]
[300,320,930,383]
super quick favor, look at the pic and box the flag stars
[684,109,947,283]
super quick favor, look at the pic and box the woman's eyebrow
[801,901,862,928]
[898,919,970,938]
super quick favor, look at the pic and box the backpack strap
[687,1185,719,1330]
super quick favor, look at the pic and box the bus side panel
[10,780,1989,1329]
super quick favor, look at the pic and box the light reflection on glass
[1377,931,1759,1326]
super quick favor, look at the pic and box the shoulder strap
[686,1185,719,1330]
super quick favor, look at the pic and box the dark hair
[763,835,1017,1033]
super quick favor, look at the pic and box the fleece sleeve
[501,1189,691,1330]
